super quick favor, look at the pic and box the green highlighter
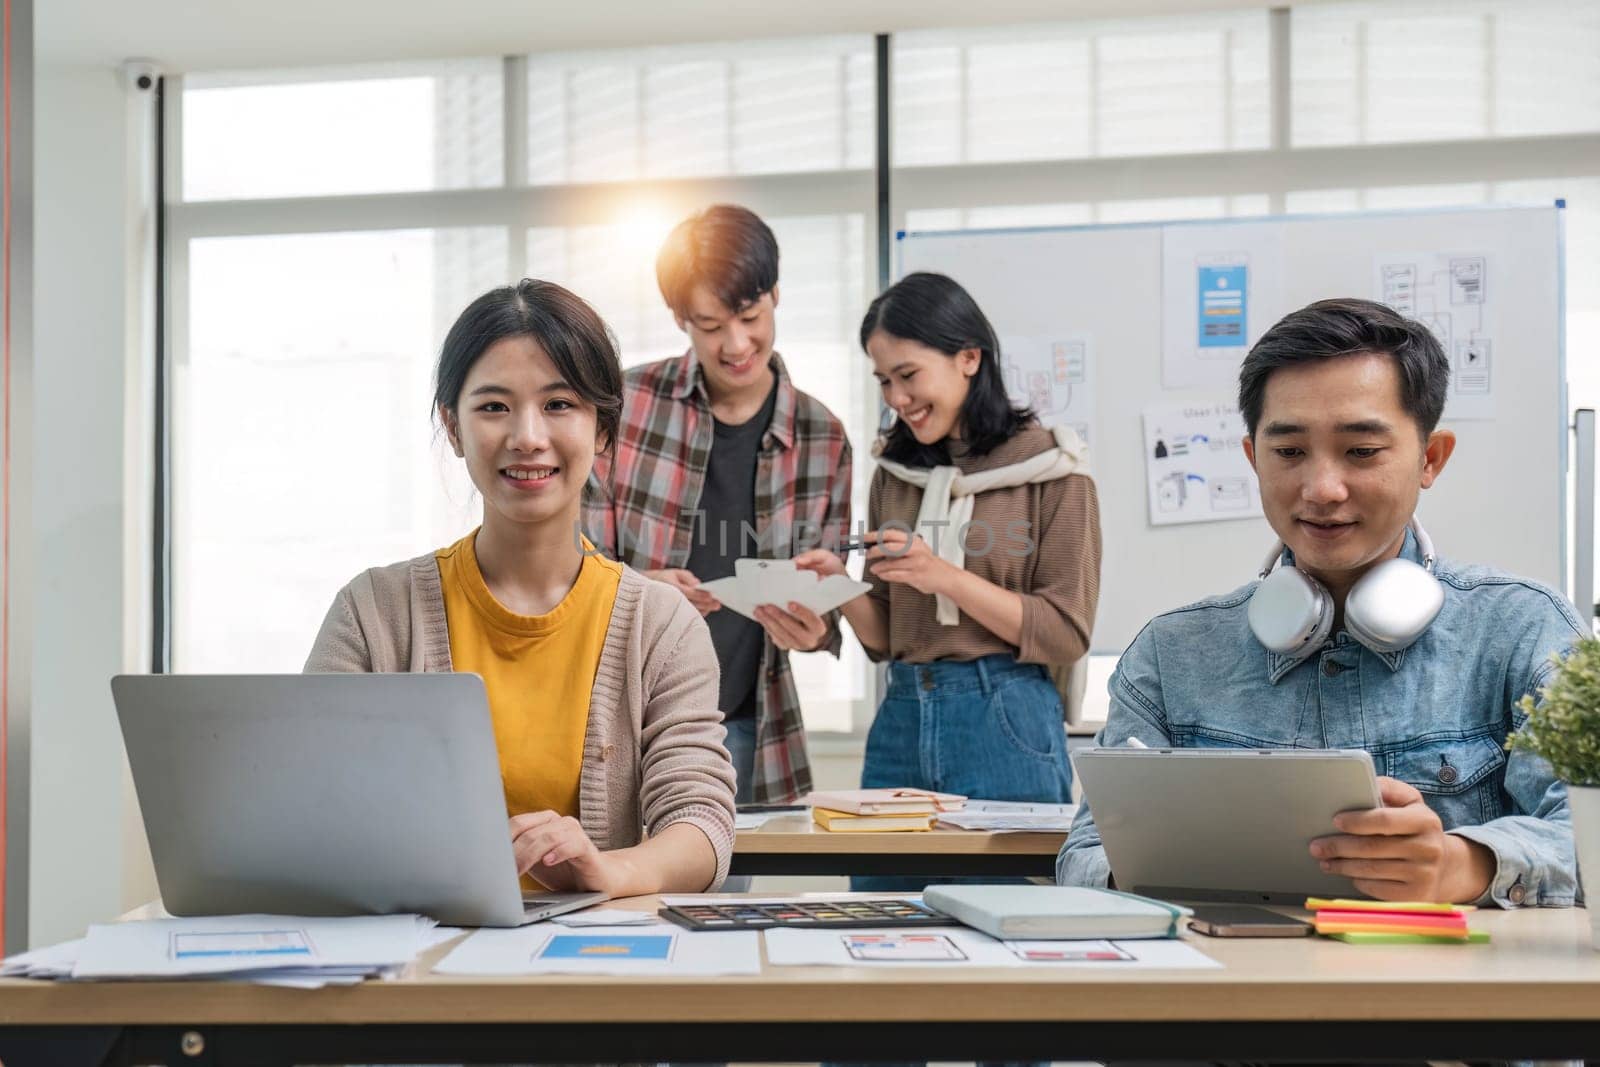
[1327,931,1491,945]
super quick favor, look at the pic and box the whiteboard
[898,205,1566,655]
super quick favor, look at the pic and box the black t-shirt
[685,375,779,720]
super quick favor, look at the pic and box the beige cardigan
[304,554,737,889]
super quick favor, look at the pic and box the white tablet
[1071,747,1382,904]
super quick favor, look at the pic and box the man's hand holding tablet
[1310,777,1495,904]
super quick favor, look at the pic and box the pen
[836,537,870,557]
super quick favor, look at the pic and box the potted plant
[1511,635,1600,947]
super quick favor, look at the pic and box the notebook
[812,808,933,832]
[804,789,966,815]
[923,885,1192,940]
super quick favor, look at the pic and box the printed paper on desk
[434,922,760,977]
[765,925,1019,967]
[697,559,869,622]
[765,926,1222,969]
[70,913,435,980]
[1003,939,1221,969]
[1007,939,1132,962]
[845,933,968,962]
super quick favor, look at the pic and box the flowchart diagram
[1376,252,1495,419]
[999,334,1093,445]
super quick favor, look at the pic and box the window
[526,37,873,183]
[182,61,504,200]
[1291,0,1600,146]
[893,12,1270,167]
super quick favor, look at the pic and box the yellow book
[812,807,934,832]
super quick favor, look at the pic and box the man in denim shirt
[1058,298,1582,907]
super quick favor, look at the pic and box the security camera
[121,60,161,92]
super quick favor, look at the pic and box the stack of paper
[2,914,453,988]
[934,800,1078,832]
[697,559,870,621]
[1305,898,1486,944]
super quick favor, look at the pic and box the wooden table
[1,896,1597,1065]
[731,813,1067,877]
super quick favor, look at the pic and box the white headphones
[1246,517,1445,666]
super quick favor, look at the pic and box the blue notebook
[922,885,1192,940]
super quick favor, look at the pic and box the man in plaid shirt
[583,205,854,804]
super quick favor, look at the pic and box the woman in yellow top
[307,280,737,894]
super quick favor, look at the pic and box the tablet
[1071,747,1382,904]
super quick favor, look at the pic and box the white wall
[31,62,156,947]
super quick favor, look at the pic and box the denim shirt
[1057,530,1585,908]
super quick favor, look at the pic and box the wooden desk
[2,897,1597,1065]
[731,813,1066,877]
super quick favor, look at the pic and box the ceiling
[40,0,1291,73]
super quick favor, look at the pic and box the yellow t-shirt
[436,531,623,826]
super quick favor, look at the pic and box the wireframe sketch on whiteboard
[999,334,1094,445]
[1162,223,1287,389]
[1143,402,1262,527]
[1197,260,1248,350]
[1374,252,1495,420]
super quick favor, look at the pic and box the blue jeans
[851,653,1071,894]
[724,715,757,806]
[722,716,757,892]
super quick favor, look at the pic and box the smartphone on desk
[1187,904,1312,938]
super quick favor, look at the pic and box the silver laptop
[112,673,606,926]
[1071,747,1383,904]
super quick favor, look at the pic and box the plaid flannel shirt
[583,351,854,803]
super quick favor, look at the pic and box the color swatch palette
[659,898,949,931]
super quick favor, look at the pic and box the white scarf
[872,424,1090,625]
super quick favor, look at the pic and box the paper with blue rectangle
[435,922,760,976]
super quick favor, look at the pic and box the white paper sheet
[1373,250,1496,420]
[935,806,1078,832]
[1161,222,1287,389]
[961,800,1079,815]
[765,926,1220,969]
[997,333,1095,446]
[434,922,761,977]
[698,559,870,621]
[734,812,774,830]
[1003,937,1222,969]
[1,937,82,979]
[1142,401,1262,527]
[71,913,435,979]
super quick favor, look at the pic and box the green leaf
[1508,636,1600,787]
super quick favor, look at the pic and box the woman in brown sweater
[798,272,1102,889]
[306,280,736,895]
